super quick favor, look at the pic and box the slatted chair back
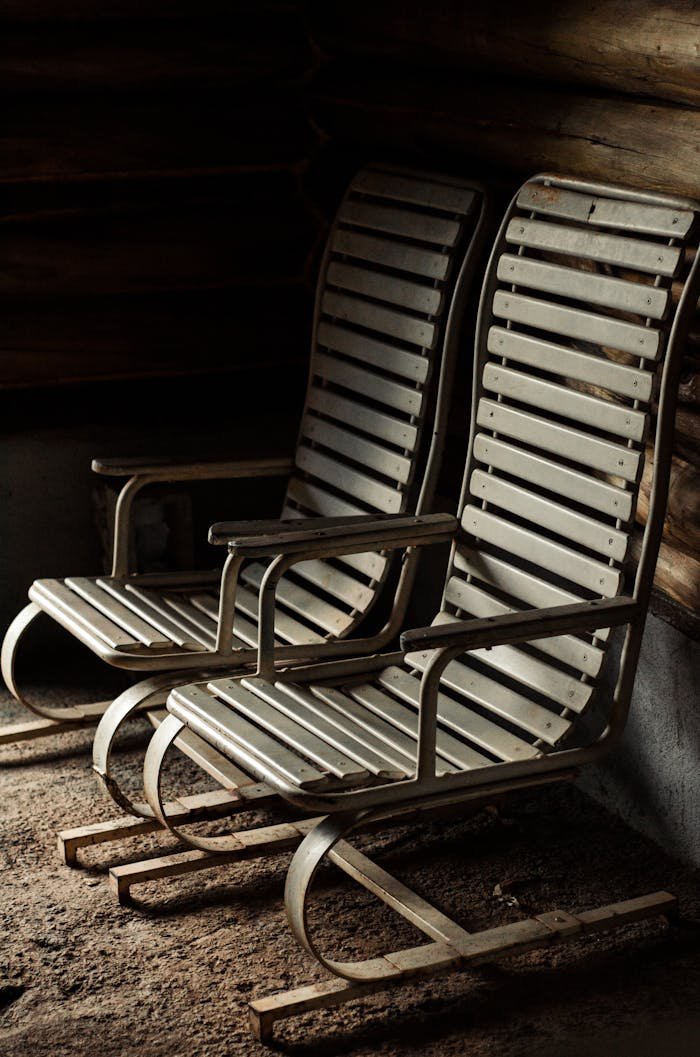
[422,174,699,757]
[240,164,486,643]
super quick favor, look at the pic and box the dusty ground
[1,656,700,1057]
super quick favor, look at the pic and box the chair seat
[168,648,562,796]
[29,570,325,663]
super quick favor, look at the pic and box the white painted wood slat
[64,577,171,648]
[318,321,430,382]
[241,679,407,779]
[453,548,610,643]
[473,434,634,521]
[171,684,329,789]
[340,200,461,246]
[505,218,681,276]
[346,681,491,769]
[488,327,654,401]
[314,351,424,416]
[322,291,437,350]
[516,183,694,238]
[492,291,660,360]
[476,400,642,482]
[405,637,575,742]
[241,562,354,637]
[377,666,539,762]
[326,262,443,316]
[32,579,141,650]
[306,387,419,451]
[292,558,375,611]
[444,577,605,677]
[461,506,623,596]
[296,445,403,513]
[496,254,669,320]
[352,170,476,215]
[332,229,451,280]
[482,366,648,442]
[470,469,630,561]
[302,417,413,484]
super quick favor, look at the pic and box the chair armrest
[208,512,459,557]
[400,597,641,653]
[92,455,294,481]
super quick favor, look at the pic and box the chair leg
[252,816,678,1044]
[0,603,114,744]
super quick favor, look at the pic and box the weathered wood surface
[312,67,700,201]
[632,532,700,616]
[638,451,700,558]
[310,0,700,108]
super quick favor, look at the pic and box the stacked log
[307,0,700,631]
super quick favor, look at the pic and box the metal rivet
[672,216,679,224]
[608,538,613,545]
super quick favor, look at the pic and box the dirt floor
[1,657,700,1057]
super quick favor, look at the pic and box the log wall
[3,0,699,631]
[306,0,700,633]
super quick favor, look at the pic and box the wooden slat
[302,416,412,484]
[492,290,660,360]
[470,469,630,561]
[214,680,374,781]
[331,229,450,280]
[306,387,419,450]
[293,558,375,611]
[120,584,216,649]
[241,562,354,636]
[64,577,171,648]
[339,200,461,246]
[453,548,611,645]
[31,579,141,650]
[310,684,455,776]
[296,445,403,513]
[190,588,322,648]
[352,170,476,215]
[496,253,669,320]
[473,434,634,521]
[376,666,539,762]
[444,577,605,677]
[476,399,642,482]
[285,477,367,517]
[160,595,218,648]
[488,327,654,400]
[317,321,430,382]
[326,262,443,316]
[483,365,648,442]
[322,291,436,350]
[239,679,407,779]
[275,505,389,581]
[346,682,491,770]
[461,506,622,596]
[314,350,424,415]
[517,183,694,238]
[406,640,575,743]
[252,676,412,777]
[170,684,330,790]
[505,218,681,277]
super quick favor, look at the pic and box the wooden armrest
[208,512,458,557]
[91,455,294,481]
[400,597,640,653]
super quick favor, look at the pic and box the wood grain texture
[312,66,700,201]
[310,0,700,107]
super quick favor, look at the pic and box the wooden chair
[146,174,700,1042]
[1,164,489,803]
